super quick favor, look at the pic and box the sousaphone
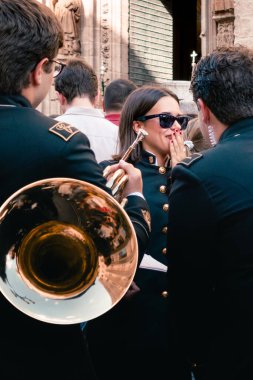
[0,178,138,324]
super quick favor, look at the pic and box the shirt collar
[0,94,32,108]
[220,117,253,141]
[141,150,170,167]
[64,106,104,118]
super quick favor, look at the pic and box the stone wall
[234,0,253,48]
[212,0,235,48]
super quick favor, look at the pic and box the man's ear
[55,91,66,106]
[31,58,49,86]
[197,98,211,125]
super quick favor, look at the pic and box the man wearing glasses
[0,1,150,380]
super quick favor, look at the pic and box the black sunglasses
[137,113,189,130]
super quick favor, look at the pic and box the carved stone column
[81,0,129,106]
[98,1,129,93]
[212,0,235,48]
[201,0,216,55]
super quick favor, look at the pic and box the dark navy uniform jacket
[87,151,191,380]
[0,94,150,380]
[167,117,253,380]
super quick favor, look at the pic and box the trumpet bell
[0,178,138,324]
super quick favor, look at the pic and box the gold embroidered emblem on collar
[49,122,79,141]
[179,152,203,167]
[148,156,154,164]
[141,209,151,232]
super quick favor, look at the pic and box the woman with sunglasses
[87,85,193,380]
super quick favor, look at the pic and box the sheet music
[139,254,167,272]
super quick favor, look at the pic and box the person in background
[167,45,253,380]
[87,85,192,380]
[0,1,150,379]
[183,116,212,155]
[54,58,119,162]
[179,99,198,120]
[103,78,137,126]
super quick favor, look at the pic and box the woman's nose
[171,120,182,130]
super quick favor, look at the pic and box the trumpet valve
[105,168,125,191]
[111,174,129,201]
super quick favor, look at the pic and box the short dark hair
[104,79,137,113]
[55,58,98,104]
[0,0,63,94]
[113,85,179,162]
[191,45,253,125]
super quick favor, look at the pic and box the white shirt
[55,106,119,163]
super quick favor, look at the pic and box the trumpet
[103,128,148,202]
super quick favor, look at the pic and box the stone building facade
[38,0,253,115]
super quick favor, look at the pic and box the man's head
[54,58,98,110]
[191,45,253,126]
[103,79,137,114]
[0,0,63,104]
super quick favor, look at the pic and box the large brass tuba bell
[0,178,138,324]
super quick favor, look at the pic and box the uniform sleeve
[167,164,219,367]
[124,195,151,265]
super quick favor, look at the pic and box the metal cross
[190,50,198,65]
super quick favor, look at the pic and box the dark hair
[0,0,63,94]
[190,45,253,125]
[55,58,98,103]
[104,79,137,112]
[113,85,179,162]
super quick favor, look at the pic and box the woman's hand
[170,130,187,168]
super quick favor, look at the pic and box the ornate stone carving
[100,0,110,87]
[52,0,81,57]
[212,0,235,48]
[216,21,234,47]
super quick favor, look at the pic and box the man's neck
[105,109,121,115]
[65,97,95,111]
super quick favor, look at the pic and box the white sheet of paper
[139,254,167,272]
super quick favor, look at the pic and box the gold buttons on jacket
[162,248,167,255]
[159,185,166,193]
[159,166,166,174]
[161,291,169,298]
[163,203,169,212]
[162,226,168,234]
